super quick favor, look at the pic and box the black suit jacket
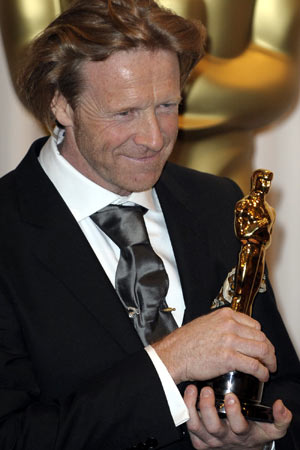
[0,137,299,449]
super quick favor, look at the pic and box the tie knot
[91,204,149,248]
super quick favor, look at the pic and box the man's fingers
[230,336,276,374]
[233,310,261,330]
[184,384,198,410]
[212,309,277,376]
[224,393,250,435]
[198,387,226,440]
[184,384,209,445]
[233,352,271,382]
[272,399,293,435]
[185,386,225,445]
[184,384,201,432]
[185,385,292,447]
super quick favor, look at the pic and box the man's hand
[184,384,292,449]
[152,308,276,384]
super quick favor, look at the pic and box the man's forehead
[78,49,181,108]
[81,48,179,85]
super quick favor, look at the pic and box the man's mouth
[121,151,162,162]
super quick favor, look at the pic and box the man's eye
[117,111,130,117]
[160,103,178,110]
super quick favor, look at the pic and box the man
[0,0,299,449]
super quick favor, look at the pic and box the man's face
[58,49,181,195]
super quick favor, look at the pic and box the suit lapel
[156,165,218,322]
[15,140,142,354]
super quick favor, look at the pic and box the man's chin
[116,165,166,193]
[119,176,160,194]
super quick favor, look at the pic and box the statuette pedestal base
[207,370,273,423]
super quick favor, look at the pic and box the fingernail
[185,385,194,396]
[226,395,235,406]
[200,387,211,398]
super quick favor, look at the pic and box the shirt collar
[38,135,160,222]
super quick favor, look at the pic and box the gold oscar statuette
[208,169,275,423]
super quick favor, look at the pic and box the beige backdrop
[1,32,299,357]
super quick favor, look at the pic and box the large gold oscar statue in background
[164,0,300,193]
[1,0,300,192]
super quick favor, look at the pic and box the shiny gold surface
[1,0,300,192]
[164,0,300,193]
[0,0,62,78]
[231,169,275,316]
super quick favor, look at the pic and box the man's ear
[51,91,74,127]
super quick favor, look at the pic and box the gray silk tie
[91,204,177,346]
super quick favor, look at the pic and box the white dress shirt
[38,133,189,426]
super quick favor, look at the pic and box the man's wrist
[151,335,182,384]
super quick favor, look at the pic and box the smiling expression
[53,49,181,195]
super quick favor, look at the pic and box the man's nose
[134,112,164,151]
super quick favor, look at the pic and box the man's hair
[17,0,206,131]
